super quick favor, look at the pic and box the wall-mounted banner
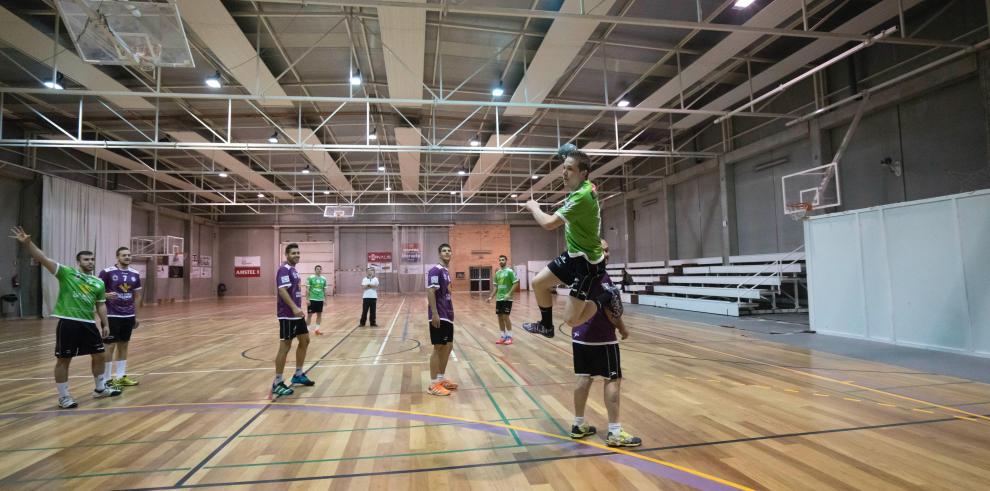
[367,251,393,273]
[401,243,421,263]
[234,256,262,278]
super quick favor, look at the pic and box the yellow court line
[0,400,756,491]
[640,328,990,426]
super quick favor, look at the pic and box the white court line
[373,298,406,365]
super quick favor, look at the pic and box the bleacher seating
[613,251,806,317]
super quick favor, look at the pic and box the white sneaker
[57,395,78,409]
[92,386,122,398]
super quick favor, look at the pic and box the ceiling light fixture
[267,132,278,144]
[350,69,363,86]
[491,81,504,97]
[617,99,630,107]
[323,190,330,195]
[43,73,64,90]
[205,71,222,88]
[256,193,265,198]
[218,172,228,178]
[733,0,756,8]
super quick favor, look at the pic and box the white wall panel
[807,189,990,356]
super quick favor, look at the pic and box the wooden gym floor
[1,294,990,490]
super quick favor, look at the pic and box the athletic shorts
[547,251,606,301]
[495,300,513,315]
[429,320,454,345]
[572,342,621,380]
[279,318,309,341]
[104,317,136,343]
[307,300,324,314]
[55,318,105,358]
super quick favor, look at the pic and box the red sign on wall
[234,267,262,278]
[367,252,392,262]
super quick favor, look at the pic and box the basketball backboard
[56,0,194,69]
[324,206,355,218]
[781,162,841,219]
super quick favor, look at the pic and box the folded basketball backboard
[324,205,356,218]
[56,0,194,69]
[782,162,841,219]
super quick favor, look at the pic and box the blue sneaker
[291,373,315,386]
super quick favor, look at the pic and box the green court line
[456,337,523,446]
[3,467,191,484]
[0,435,228,453]
[461,324,569,435]
[204,441,566,470]
[240,416,539,439]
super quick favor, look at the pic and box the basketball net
[785,202,813,221]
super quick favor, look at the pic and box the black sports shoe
[597,283,623,318]
[522,321,554,338]
[570,423,597,439]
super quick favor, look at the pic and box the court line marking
[456,330,524,446]
[0,361,434,382]
[0,400,753,491]
[203,441,566,470]
[373,298,406,365]
[3,404,982,487]
[176,307,375,487]
[459,322,567,434]
[0,416,543,453]
[634,325,990,425]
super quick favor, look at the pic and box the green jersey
[52,264,106,323]
[307,275,327,301]
[555,180,603,263]
[493,267,518,301]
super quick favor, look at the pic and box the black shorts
[572,342,621,379]
[495,300,513,315]
[55,318,105,358]
[547,251,606,301]
[279,318,309,341]
[307,300,324,314]
[429,320,454,345]
[104,317,136,343]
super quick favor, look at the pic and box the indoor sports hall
[1,1,989,490]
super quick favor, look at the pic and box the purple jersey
[571,273,617,345]
[426,264,453,322]
[276,263,302,319]
[99,266,142,317]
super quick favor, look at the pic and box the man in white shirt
[360,267,379,327]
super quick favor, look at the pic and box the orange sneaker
[495,337,506,345]
[440,379,458,390]
[427,382,451,396]
[311,327,323,336]
[504,337,513,345]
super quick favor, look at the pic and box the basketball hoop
[785,202,813,221]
